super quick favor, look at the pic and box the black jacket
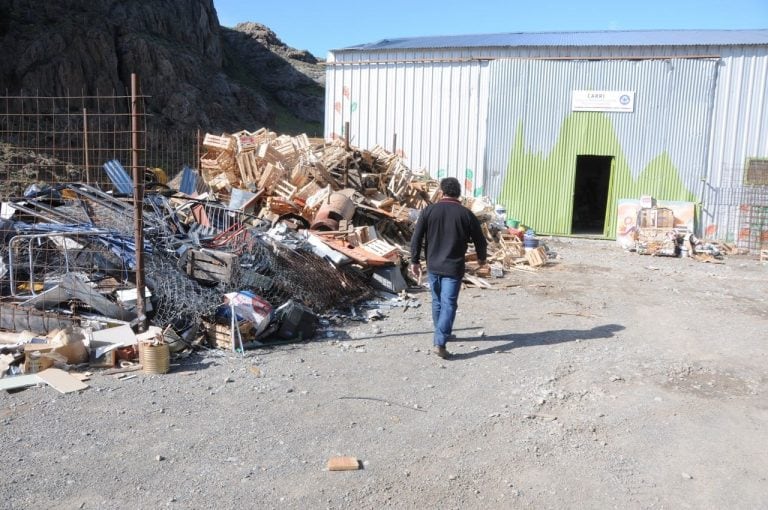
[410,197,488,277]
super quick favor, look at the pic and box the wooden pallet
[256,143,283,164]
[362,238,399,259]
[387,164,412,199]
[292,133,311,150]
[274,180,297,201]
[525,246,548,267]
[257,162,284,192]
[201,149,236,173]
[295,180,322,202]
[207,172,232,192]
[272,136,299,170]
[204,321,253,350]
[185,249,239,284]
[236,151,261,184]
[500,233,525,258]
[308,162,337,188]
[290,163,312,187]
[235,132,259,153]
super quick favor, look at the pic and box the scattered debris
[0,126,557,389]
[618,201,752,261]
[525,413,558,421]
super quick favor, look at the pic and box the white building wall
[327,43,768,238]
[703,47,768,239]
[325,56,490,196]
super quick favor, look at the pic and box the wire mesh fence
[0,90,198,196]
[0,83,197,333]
[0,84,373,337]
[709,165,768,251]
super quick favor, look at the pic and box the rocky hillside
[0,0,325,135]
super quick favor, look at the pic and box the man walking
[410,177,488,359]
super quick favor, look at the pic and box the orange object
[313,235,394,267]
[327,456,360,471]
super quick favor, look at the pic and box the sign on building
[572,90,635,112]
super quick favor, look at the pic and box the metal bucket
[310,192,355,231]
[139,342,169,375]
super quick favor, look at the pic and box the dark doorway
[571,155,612,234]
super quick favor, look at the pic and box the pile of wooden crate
[198,129,440,221]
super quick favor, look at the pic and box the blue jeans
[428,272,461,347]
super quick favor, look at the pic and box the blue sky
[213,0,767,58]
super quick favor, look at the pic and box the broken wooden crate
[203,320,254,350]
[185,249,239,285]
[202,133,236,153]
[525,246,548,267]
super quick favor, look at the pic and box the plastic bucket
[507,227,524,240]
[523,237,539,249]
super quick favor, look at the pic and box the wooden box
[185,249,239,285]
[201,150,236,172]
[526,246,548,267]
[203,133,235,153]
[204,321,253,350]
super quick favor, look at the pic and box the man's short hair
[440,177,461,198]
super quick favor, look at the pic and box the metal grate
[710,165,768,250]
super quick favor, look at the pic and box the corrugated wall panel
[703,48,768,241]
[327,43,768,241]
[325,59,489,195]
[486,58,718,237]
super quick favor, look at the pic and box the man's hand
[410,263,422,280]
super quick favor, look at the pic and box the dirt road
[2,238,766,509]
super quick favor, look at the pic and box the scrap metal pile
[0,127,544,378]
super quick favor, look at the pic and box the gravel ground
[2,237,767,509]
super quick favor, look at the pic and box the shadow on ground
[449,323,625,360]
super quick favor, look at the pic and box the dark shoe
[434,346,451,359]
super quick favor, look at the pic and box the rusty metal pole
[131,73,146,332]
[344,121,350,150]
[343,121,351,187]
[196,128,201,173]
[82,108,90,184]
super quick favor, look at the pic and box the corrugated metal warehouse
[324,29,768,246]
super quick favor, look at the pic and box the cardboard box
[89,344,117,368]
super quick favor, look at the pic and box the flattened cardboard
[36,368,89,394]
[92,324,136,346]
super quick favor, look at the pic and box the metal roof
[337,29,768,52]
